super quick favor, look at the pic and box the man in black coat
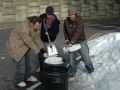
[38,6,60,76]
[39,6,60,45]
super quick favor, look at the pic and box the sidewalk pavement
[0,22,67,90]
[0,20,118,89]
[0,21,21,30]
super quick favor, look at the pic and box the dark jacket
[39,13,60,42]
[63,16,86,43]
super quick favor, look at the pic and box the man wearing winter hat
[63,7,94,77]
[38,6,60,74]
[39,6,60,49]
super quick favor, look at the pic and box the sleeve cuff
[65,40,69,43]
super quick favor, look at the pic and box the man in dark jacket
[63,7,94,77]
[39,6,60,50]
[38,6,60,78]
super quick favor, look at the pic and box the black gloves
[37,48,46,61]
[40,48,46,54]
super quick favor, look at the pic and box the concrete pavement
[0,22,119,89]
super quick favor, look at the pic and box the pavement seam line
[26,82,42,90]
[88,32,103,40]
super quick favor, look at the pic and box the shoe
[85,63,94,74]
[88,69,94,74]
[17,81,26,87]
[69,74,74,77]
[69,77,75,81]
[69,72,76,77]
[27,76,38,82]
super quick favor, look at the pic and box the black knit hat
[46,6,54,15]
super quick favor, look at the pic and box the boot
[85,63,94,73]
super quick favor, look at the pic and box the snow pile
[69,32,120,90]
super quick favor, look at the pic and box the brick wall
[0,0,120,22]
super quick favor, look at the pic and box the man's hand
[65,40,70,45]
[68,43,72,47]
[45,32,48,35]
[40,48,46,54]
[68,41,75,47]
[70,41,74,44]
[37,49,45,61]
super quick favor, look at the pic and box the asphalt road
[0,23,119,89]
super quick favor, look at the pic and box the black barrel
[42,58,69,90]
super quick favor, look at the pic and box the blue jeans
[69,41,93,75]
[13,49,39,84]
[78,41,92,65]
[69,51,77,75]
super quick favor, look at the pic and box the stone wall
[0,0,120,22]
[71,0,120,20]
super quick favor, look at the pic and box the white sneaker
[27,76,38,82]
[17,81,26,87]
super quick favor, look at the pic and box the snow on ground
[69,32,120,90]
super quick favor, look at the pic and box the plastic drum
[42,56,69,90]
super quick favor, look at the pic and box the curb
[0,25,16,30]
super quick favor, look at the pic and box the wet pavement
[0,21,119,90]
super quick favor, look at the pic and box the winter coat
[63,16,86,43]
[39,13,60,42]
[6,20,41,62]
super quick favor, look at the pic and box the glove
[38,51,45,63]
[40,48,46,54]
